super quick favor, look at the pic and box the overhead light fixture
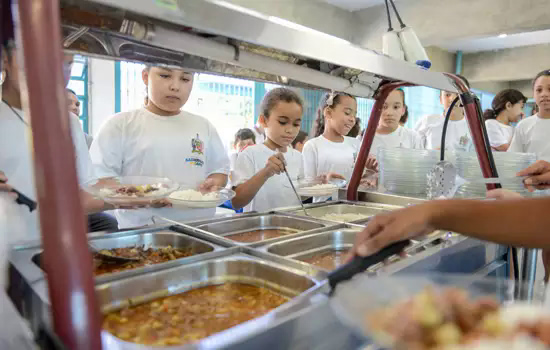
[498,33,508,38]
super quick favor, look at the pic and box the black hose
[388,0,406,28]
[384,0,393,31]
[440,96,460,161]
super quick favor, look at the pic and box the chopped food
[319,213,369,222]
[103,283,289,346]
[299,249,350,270]
[94,245,194,275]
[99,184,167,198]
[224,229,298,243]
[170,189,220,201]
[367,287,550,349]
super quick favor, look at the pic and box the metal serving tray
[30,247,326,349]
[9,226,226,286]
[185,213,333,247]
[277,200,402,224]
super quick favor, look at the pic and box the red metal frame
[15,1,102,349]
[347,74,497,200]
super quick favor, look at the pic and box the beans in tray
[94,245,194,275]
[103,283,289,346]
[367,287,550,349]
[299,249,350,270]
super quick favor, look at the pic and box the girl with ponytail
[483,89,527,151]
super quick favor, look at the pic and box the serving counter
[8,193,509,349]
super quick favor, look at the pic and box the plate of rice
[169,188,236,209]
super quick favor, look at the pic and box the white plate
[169,188,236,209]
[82,176,179,205]
[295,178,347,197]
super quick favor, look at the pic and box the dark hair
[533,69,550,88]
[292,130,308,147]
[260,87,303,118]
[67,89,77,96]
[347,118,361,138]
[311,92,356,137]
[483,89,527,120]
[394,88,409,125]
[234,128,256,145]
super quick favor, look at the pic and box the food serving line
[1,0,535,349]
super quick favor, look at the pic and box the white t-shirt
[252,126,265,145]
[508,115,550,162]
[485,119,514,148]
[232,144,303,212]
[371,126,424,155]
[0,102,95,242]
[421,117,473,152]
[90,108,230,228]
[302,135,359,201]
[414,114,442,139]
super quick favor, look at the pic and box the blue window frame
[67,55,89,132]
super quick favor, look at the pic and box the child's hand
[365,156,378,172]
[263,153,286,177]
[518,160,550,192]
[318,173,346,183]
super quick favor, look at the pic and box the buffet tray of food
[9,226,227,286]
[183,213,335,247]
[27,247,328,349]
[275,200,403,224]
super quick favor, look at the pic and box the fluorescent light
[498,33,508,38]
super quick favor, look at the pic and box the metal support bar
[15,0,101,348]
[521,248,539,300]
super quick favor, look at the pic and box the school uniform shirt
[508,115,550,162]
[370,126,424,156]
[252,126,265,145]
[302,135,359,201]
[232,144,303,212]
[0,102,95,242]
[485,119,514,149]
[414,114,442,140]
[422,118,473,152]
[90,108,230,228]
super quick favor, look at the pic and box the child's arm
[231,153,285,210]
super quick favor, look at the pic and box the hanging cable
[439,96,460,161]
[384,0,393,31]
[388,0,406,28]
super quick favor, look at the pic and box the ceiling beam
[353,0,550,49]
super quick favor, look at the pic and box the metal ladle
[280,152,309,216]
[89,242,141,264]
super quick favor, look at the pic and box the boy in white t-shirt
[371,89,423,154]
[91,66,230,228]
[483,89,526,151]
[509,70,550,162]
[414,75,473,152]
[232,88,304,212]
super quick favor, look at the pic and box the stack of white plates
[377,148,442,196]
[455,151,537,198]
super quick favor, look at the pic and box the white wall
[88,58,115,137]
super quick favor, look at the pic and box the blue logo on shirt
[186,157,204,167]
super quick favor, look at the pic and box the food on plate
[319,213,368,222]
[103,283,288,346]
[224,229,298,243]
[367,287,550,349]
[170,189,220,201]
[300,183,337,191]
[94,245,193,275]
[299,249,350,270]
[99,184,167,198]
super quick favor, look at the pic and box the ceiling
[322,0,391,11]
[437,29,550,53]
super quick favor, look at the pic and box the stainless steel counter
[7,193,510,349]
